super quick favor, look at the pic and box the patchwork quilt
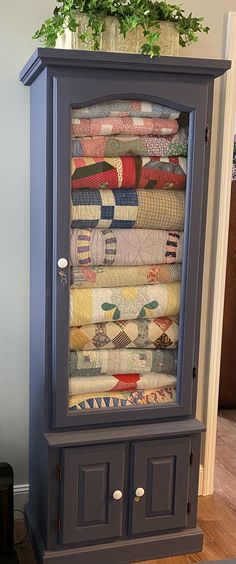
[70,264,182,288]
[68,385,176,410]
[71,189,185,230]
[69,372,177,395]
[70,228,183,267]
[72,100,180,119]
[70,348,177,377]
[72,117,179,137]
[69,316,179,351]
[71,128,188,158]
[70,282,180,326]
[71,156,186,190]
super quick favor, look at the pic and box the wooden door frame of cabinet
[199,11,236,496]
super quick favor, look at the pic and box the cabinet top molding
[20,47,231,86]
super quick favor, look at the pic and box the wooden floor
[14,410,236,564]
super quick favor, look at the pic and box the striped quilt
[71,189,185,230]
[71,156,186,190]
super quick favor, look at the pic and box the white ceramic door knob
[112,490,123,500]
[135,487,145,498]
[57,258,68,269]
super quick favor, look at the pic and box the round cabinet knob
[58,258,68,269]
[135,487,145,498]
[112,490,123,501]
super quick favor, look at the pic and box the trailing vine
[34,0,209,57]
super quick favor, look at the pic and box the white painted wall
[0,0,234,505]
[0,0,56,508]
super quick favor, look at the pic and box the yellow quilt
[70,282,180,326]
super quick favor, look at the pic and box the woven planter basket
[56,14,179,56]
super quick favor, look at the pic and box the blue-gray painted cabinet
[20,48,230,564]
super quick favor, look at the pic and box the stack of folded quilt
[69,99,187,411]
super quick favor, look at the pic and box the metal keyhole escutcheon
[58,271,68,287]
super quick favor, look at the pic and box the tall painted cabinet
[20,49,230,564]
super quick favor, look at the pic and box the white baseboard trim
[14,484,29,518]
[198,464,204,496]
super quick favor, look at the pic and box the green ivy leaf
[68,17,78,31]
[101,302,116,311]
[138,307,146,318]
[112,307,121,320]
[145,301,158,309]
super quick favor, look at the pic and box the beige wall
[0,0,56,505]
[181,0,228,58]
[0,1,234,504]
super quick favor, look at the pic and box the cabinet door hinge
[57,463,62,481]
[193,363,197,379]
[190,449,194,466]
[187,500,191,514]
[205,124,210,144]
[56,513,62,533]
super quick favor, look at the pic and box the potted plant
[34,0,209,58]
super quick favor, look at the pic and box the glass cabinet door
[68,100,188,415]
[52,76,208,428]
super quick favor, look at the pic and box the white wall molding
[14,483,29,516]
[198,464,204,496]
[202,11,236,495]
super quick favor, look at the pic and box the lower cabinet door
[61,443,125,544]
[131,437,191,534]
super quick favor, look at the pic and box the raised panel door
[131,437,190,534]
[61,443,125,544]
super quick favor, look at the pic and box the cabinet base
[27,507,203,564]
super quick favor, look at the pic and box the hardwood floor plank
[15,520,37,563]
[16,543,37,564]
[214,465,236,512]
[219,409,236,422]
[215,409,236,513]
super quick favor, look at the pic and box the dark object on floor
[0,553,20,563]
[0,463,19,563]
